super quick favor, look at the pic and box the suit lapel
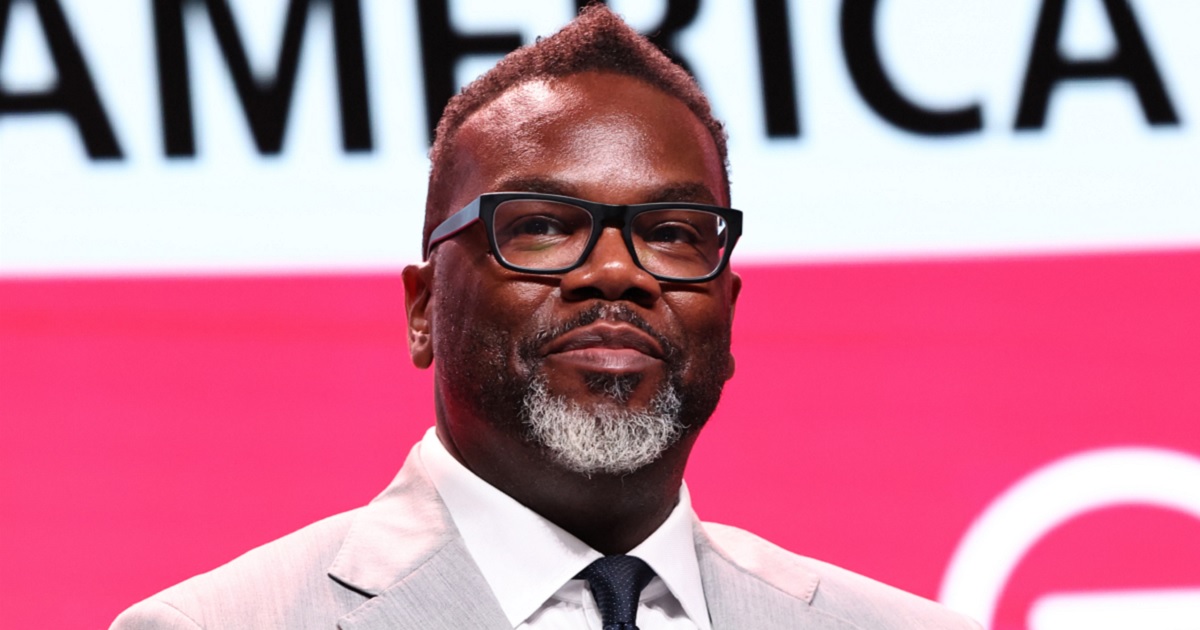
[695,521,827,630]
[337,536,509,630]
[328,446,510,630]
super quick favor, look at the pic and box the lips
[541,321,665,372]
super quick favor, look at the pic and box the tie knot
[578,555,657,630]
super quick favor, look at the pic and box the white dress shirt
[419,428,712,630]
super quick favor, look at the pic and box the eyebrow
[644,182,719,205]
[491,177,721,206]
[493,176,576,197]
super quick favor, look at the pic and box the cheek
[670,291,734,338]
[430,263,489,361]
[430,264,556,365]
[667,293,735,372]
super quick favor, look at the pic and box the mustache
[522,303,680,364]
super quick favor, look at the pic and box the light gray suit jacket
[111,448,981,629]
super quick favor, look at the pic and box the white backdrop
[2,0,1197,274]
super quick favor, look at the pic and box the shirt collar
[419,428,711,630]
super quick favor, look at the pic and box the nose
[559,226,661,307]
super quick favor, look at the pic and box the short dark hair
[423,4,730,253]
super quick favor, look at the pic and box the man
[113,6,980,629]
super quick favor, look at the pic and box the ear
[403,262,434,369]
[724,270,742,382]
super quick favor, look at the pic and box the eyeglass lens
[492,199,729,280]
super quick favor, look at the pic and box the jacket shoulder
[700,522,982,630]
[111,510,366,630]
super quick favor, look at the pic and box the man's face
[411,71,739,477]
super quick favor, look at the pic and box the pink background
[3,251,1200,628]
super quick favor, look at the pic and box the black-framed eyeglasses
[425,192,743,283]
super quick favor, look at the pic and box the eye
[645,222,701,244]
[510,215,567,237]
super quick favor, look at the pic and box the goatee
[521,375,685,476]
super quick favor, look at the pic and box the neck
[522,454,690,554]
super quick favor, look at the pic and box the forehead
[445,72,726,210]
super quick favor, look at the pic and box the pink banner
[3,251,1199,629]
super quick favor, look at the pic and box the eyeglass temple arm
[425,198,483,260]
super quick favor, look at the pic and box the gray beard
[521,376,685,476]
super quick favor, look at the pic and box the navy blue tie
[578,555,657,630]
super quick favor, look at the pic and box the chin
[520,376,685,476]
